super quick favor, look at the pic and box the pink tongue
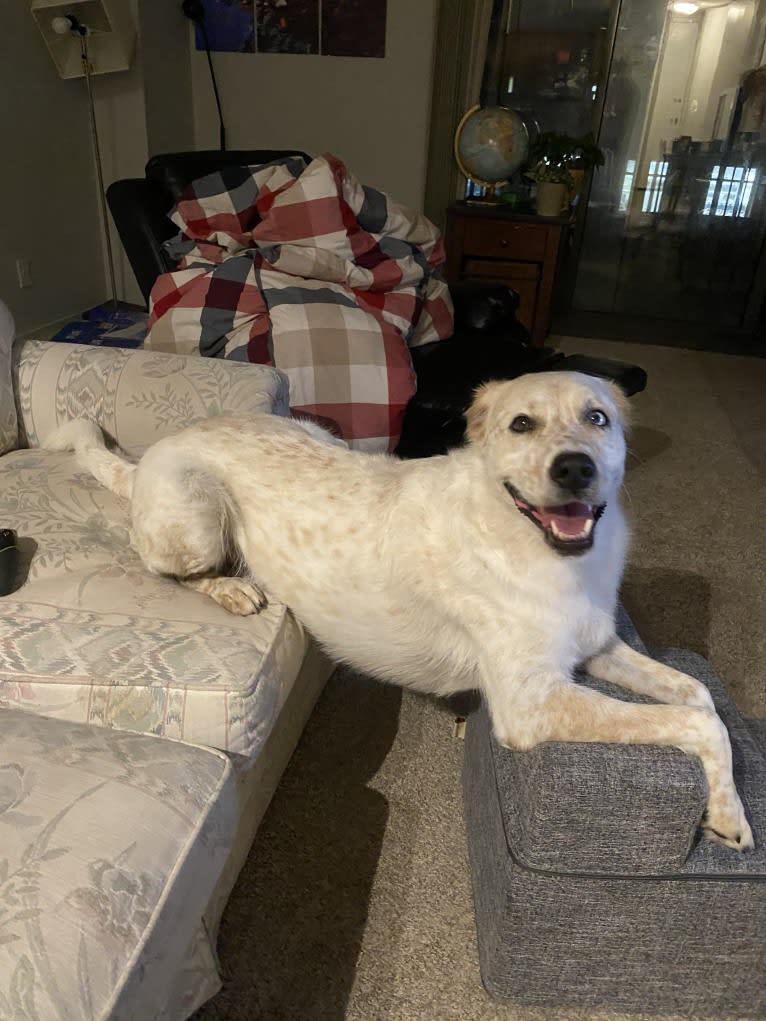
[535,501,593,537]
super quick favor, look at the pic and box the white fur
[290,416,349,448]
[45,420,136,499]
[46,373,753,851]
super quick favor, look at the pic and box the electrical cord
[182,0,227,151]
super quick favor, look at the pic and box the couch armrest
[13,341,289,455]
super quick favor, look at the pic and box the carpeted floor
[193,337,766,1021]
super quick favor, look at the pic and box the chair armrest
[555,353,648,397]
[14,341,289,455]
[106,178,178,306]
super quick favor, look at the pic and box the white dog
[48,371,752,851]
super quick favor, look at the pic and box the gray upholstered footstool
[463,616,766,1017]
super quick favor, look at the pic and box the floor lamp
[31,1,136,310]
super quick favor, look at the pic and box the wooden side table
[444,202,571,346]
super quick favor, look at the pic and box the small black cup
[0,528,18,596]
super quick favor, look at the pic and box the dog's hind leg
[130,456,267,616]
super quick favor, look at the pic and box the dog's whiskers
[625,446,646,470]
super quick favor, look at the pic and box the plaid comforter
[146,153,453,451]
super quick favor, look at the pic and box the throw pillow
[0,300,18,454]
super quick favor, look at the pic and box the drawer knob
[499,238,508,247]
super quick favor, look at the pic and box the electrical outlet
[16,259,32,289]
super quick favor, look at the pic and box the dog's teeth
[550,517,594,542]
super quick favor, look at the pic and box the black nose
[549,452,597,493]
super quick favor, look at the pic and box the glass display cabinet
[493,0,766,342]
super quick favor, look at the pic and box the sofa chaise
[0,300,333,1019]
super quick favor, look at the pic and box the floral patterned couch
[0,301,333,1020]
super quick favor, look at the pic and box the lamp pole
[52,15,119,308]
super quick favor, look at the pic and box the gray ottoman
[463,617,766,1017]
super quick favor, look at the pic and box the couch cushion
[0,300,17,453]
[0,707,237,1021]
[0,447,309,762]
[13,339,290,455]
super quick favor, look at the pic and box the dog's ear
[606,381,633,433]
[465,382,500,445]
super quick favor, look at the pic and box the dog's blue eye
[510,415,536,433]
[586,409,609,428]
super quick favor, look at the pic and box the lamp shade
[31,0,135,79]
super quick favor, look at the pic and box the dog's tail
[44,420,136,500]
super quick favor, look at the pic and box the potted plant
[524,132,605,217]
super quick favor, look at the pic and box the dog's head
[465,372,630,556]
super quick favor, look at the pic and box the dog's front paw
[182,574,269,614]
[212,578,268,616]
[703,791,754,852]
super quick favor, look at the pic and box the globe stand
[465,183,504,205]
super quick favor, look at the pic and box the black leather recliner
[106,149,647,458]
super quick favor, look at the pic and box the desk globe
[454,105,529,200]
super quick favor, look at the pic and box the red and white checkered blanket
[146,153,453,451]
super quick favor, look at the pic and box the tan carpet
[193,338,766,1021]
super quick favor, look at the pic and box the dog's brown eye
[586,408,609,428]
[510,415,536,433]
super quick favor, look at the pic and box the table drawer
[461,219,548,261]
[463,259,540,282]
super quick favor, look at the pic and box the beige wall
[93,56,149,306]
[139,0,195,155]
[190,0,438,211]
[2,0,106,335]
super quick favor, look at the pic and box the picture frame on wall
[256,0,319,54]
[322,0,387,58]
[194,0,255,53]
[196,0,387,57]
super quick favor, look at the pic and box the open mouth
[504,484,606,555]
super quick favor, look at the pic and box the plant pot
[535,181,569,218]
[568,168,585,206]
